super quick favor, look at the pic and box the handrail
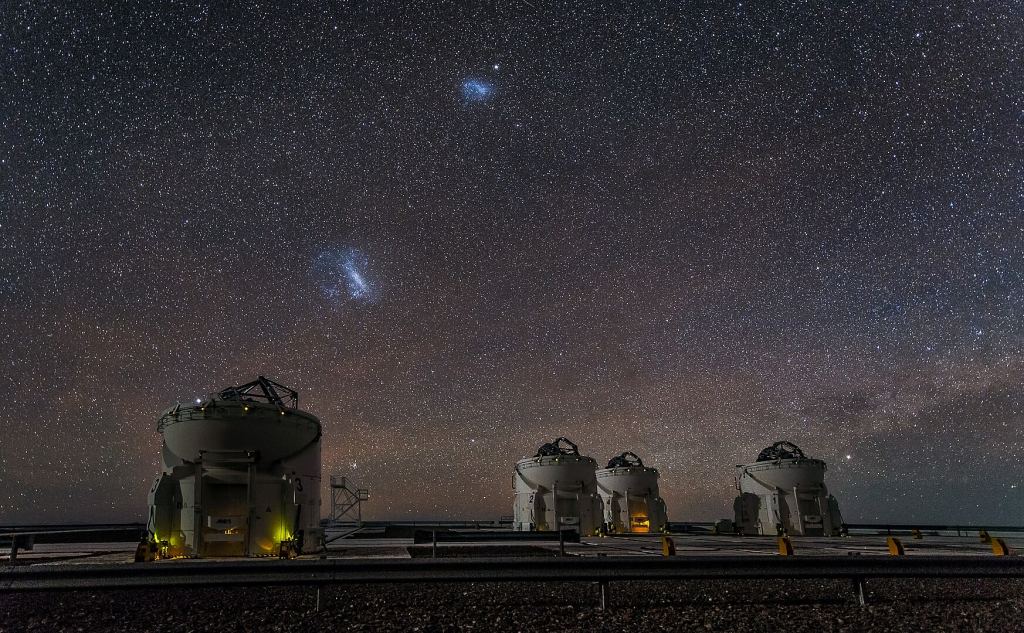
[3,556,1023,594]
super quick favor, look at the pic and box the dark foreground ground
[3,578,1023,633]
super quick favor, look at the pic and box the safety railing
[3,555,1023,608]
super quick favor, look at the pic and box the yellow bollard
[992,538,1012,556]
[980,529,992,544]
[777,536,794,556]
[661,535,676,556]
[133,540,157,563]
[886,536,906,556]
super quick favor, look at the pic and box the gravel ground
[2,578,1023,632]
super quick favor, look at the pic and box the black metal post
[432,530,437,558]
[599,580,608,610]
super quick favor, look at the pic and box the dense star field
[1,2,1021,524]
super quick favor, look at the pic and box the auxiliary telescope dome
[146,376,323,558]
[733,440,844,536]
[512,437,602,535]
[596,452,668,533]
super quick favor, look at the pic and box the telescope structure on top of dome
[733,441,844,536]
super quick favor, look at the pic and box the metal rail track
[0,527,145,545]
[5,522,1024,538]
[3,556,1023,593]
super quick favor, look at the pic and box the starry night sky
[2,2,1022,525]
